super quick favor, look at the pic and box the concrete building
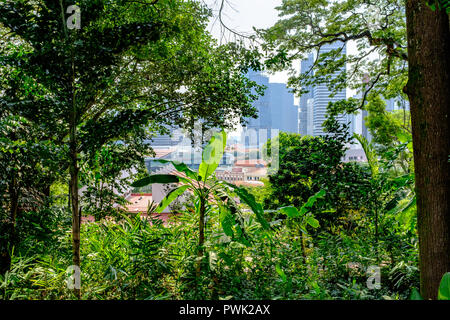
[312,42,348,136]
[299,53,315,135]
[343,148,367,162]
[299,45,353,137]
[268,82,298,134]
[244,71,298,146]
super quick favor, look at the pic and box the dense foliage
[0,126,423,300]
[0,0,449,301]
[0,204,419,300]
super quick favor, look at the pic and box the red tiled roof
[234,159,267,167]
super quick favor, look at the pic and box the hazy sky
[208,0,282,34]
[205,0,359,93]
[203,1,363,135]
[206,0,289,83]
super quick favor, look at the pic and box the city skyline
[243,70,298,146]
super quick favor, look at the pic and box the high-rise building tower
[269,82,298,134]
[312,42,348,136]
[246,70,272,132]
[299,53,315,135]
[244,71,298,145]
[306,98,314,136]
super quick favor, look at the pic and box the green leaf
[298,190,326,215]
[131,174,180,187]
[219,252,233,266]
[306,216,320,228]
[409,288,423,300]
[219,204,235,237]
[279,206,300,218]
[388,196,416,216]
[304,190,325,208]
[396,131,411,144]
[353,133,379,178]
[391,173,414,188]
[209,251,218,271]
[156,185,189,213]
[198,130,226,181]
[275,264,287,282]
[438,272,450,300]
[225,182,270,230]
[407,142,413,153]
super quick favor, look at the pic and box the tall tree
[262,123,371,230]
[0,0,262,297]
[261,0,450,298]
[0,113,59,273]
[404,0,450,299]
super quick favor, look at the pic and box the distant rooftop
[234,159,267,167]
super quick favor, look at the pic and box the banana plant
[354,133,416,255]
[354,133,382,249]
[410,272,450,300]
[354,133,379,178]
[131,130,270,274]
[278,190,325,260]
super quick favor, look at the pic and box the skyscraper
[244,71,298,145]
[312,42,348,136]
[385,96,410,112]
[246,70,272,132]
[269,82,298,134]
[299,53,314,136]
[306,98,314,136]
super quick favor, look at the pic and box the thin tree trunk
[299,232,306,261]
[69,113,81,298]
[0,177,19,274]
[0,244,11,274]
[374,198,379,262]
[9,176,18,232]
[405,0,450,299]
[196,197,206,276]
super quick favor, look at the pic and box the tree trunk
[196,197,206,276]
[299,232,306,261]
[405,0,450,299]
[0,176,19,274]
[70,124,81,298]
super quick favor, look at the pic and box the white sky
[204,0,362,136]
[207,0,289,83]
[208,0,282,32]
[206,1,359,90]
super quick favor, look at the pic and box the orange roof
[234,159,267,167]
